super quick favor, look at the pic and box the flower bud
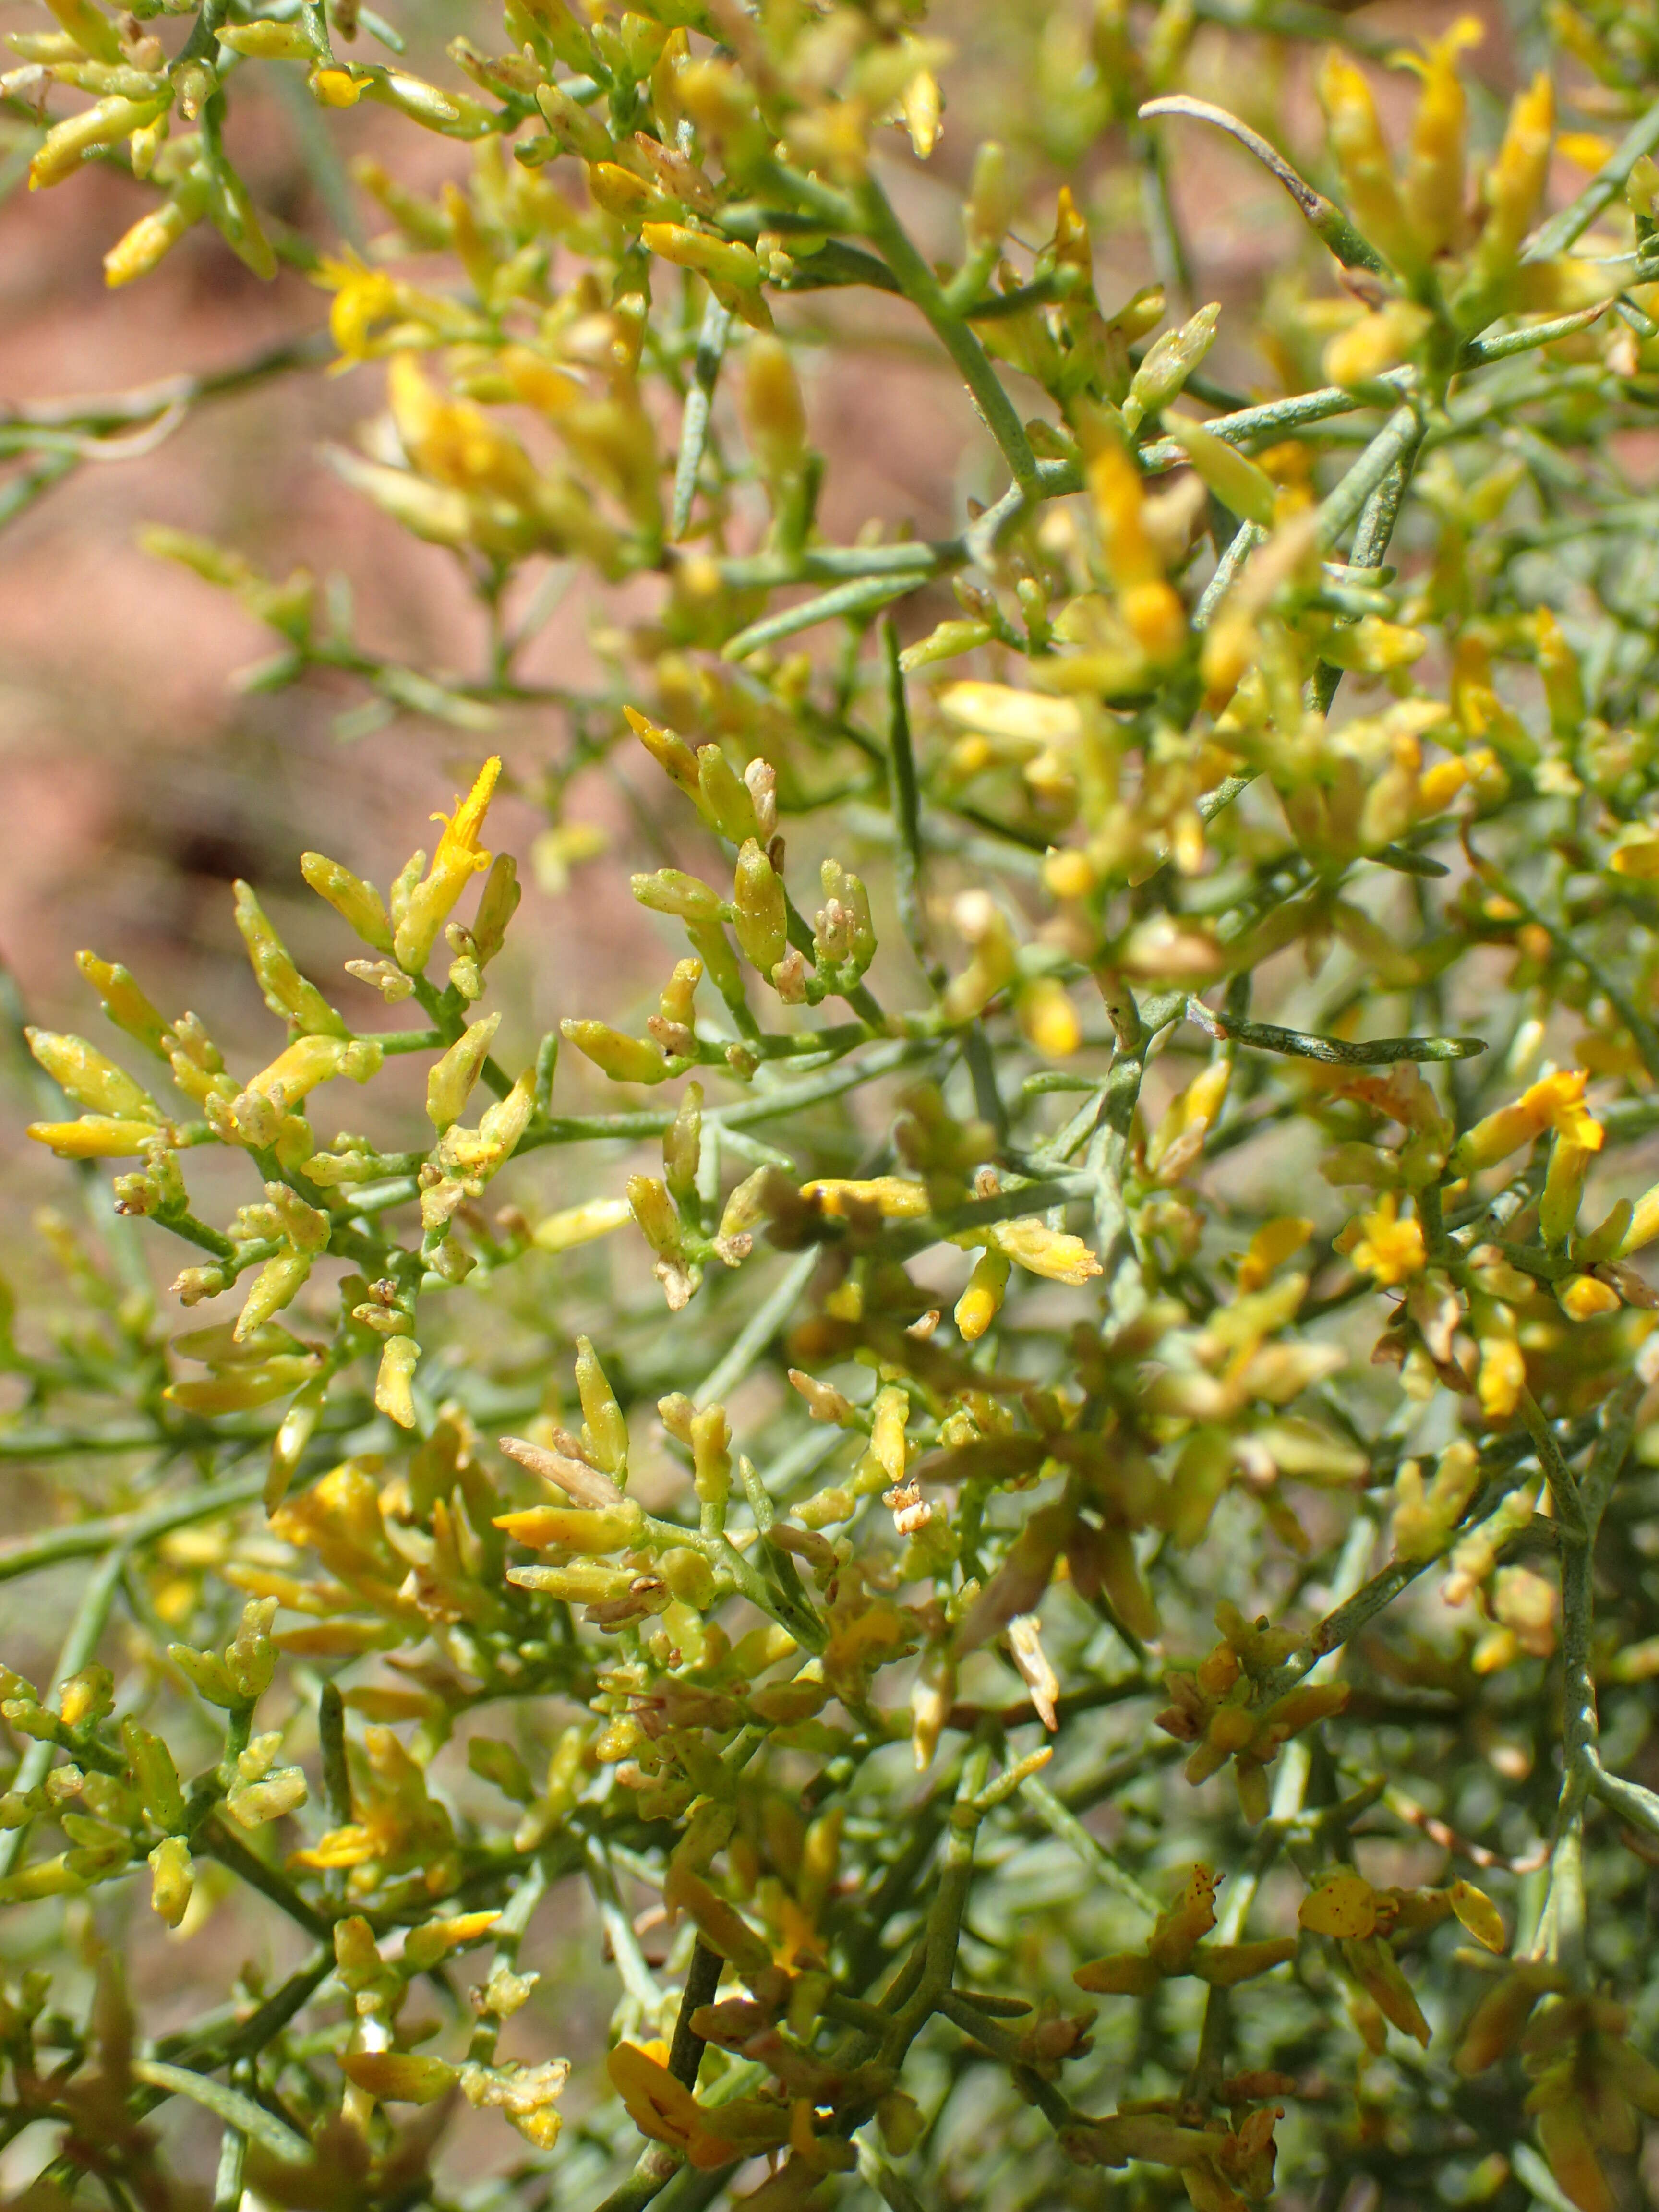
[788,1369,860,1424]
[367,67,493,136]
[267,1374,326,1514]
[1455,1963,1566,2074]
[25,1030,160,1121]
[166,1643,238,1708]
[772,948,807,1002]
[733,840,788,974]
[29,93,167,188]
[428,1013,501,1132]
[1618,1180,1659,1259]
[658,1392,695,1446]
[1473,73,1553,282]
[1122,303,1221,434]
[494,1500,646,1552]
[301,852,395,953]
[1325,304,1432,389]
[575,1335,628,1476]
[697,745,761,842]
[1569,1197,1630,1271]
[532,1197,632,1253]
[105,187,204,287]
[642,221,762,288]
[147,1836,193,1928]
[955,1246,1011,1341]
[225,1765,308,1828]
[1404,19,1479,257]
[805,1176,929,1219]
[691,1404,731,1509]
[40,0,122,62]
[966,139,1012,249]
[624,705,700,798]
[1540,1134,1591,1248]
[629,1173,683,1258]
[1016,977,1081,1058]
[586,160,658,222]
[534,77,613,160]
[218,18,311,54]
[560,1019,670,1085]
[165,1354,318,1412]
[499,1434,624,1508]
[1558,1273,1620,1321]
[870,1386,908,1485]
[121,1720,186,1832]
[74,950,171,1057]
[1316,54,1419,272]
[743,759,778,841]
[742,337,807,481]
[663,1082,702,1203]
[1161,412,1276,528]
[507,1560,643,1604]
[235,1254,313,1343]
[794,1484,854,1530]
[341,2050,460,2104]
[234,882,348,1038]
[631,868,722,920]
[1073,1951,1162,1996]
[403,1911,503,1972]
[28,1116,164,1158]
[376,1336,421,1430]
[473,1070,534,1169]
[222,1598,277,1703]
[245,1034,382,1106]
[941,891,1016,1022]
[1191,1936,1298,1985]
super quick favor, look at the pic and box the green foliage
[13,1,1659,2209]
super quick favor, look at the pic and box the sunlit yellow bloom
[393,756,501,974]
[804,1177,930,1219]
[310,64,372,107]
[1453,1068,1602,1173]
[313,255,422,361]
[1349,1194,1426,1286]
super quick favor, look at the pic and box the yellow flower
[314,255,402,361]
[606,2044,758,2169]
[1349,1194,1426,1286]
[1452,1068,1602,1173]
[1524,1067,1603,1152]
[393,756,502,974]
[310,64,372,107]
[804,1176,930,1219]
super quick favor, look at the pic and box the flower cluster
[13,0,1659,2207]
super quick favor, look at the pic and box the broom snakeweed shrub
[11,0,1659,2206]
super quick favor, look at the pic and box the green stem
[0,1464,262,1584]
[1138,96,1387,273]
[882,620,933,985]
[1018,1775,1160,1917]
[671,292,732,541]
[856,177,1039,494]
[1214,1512,1376,1950]
[1526,95,1659,262]
[0,1544,128,1879]
[202,1816,332,1940]
[691,1246,819,1408]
